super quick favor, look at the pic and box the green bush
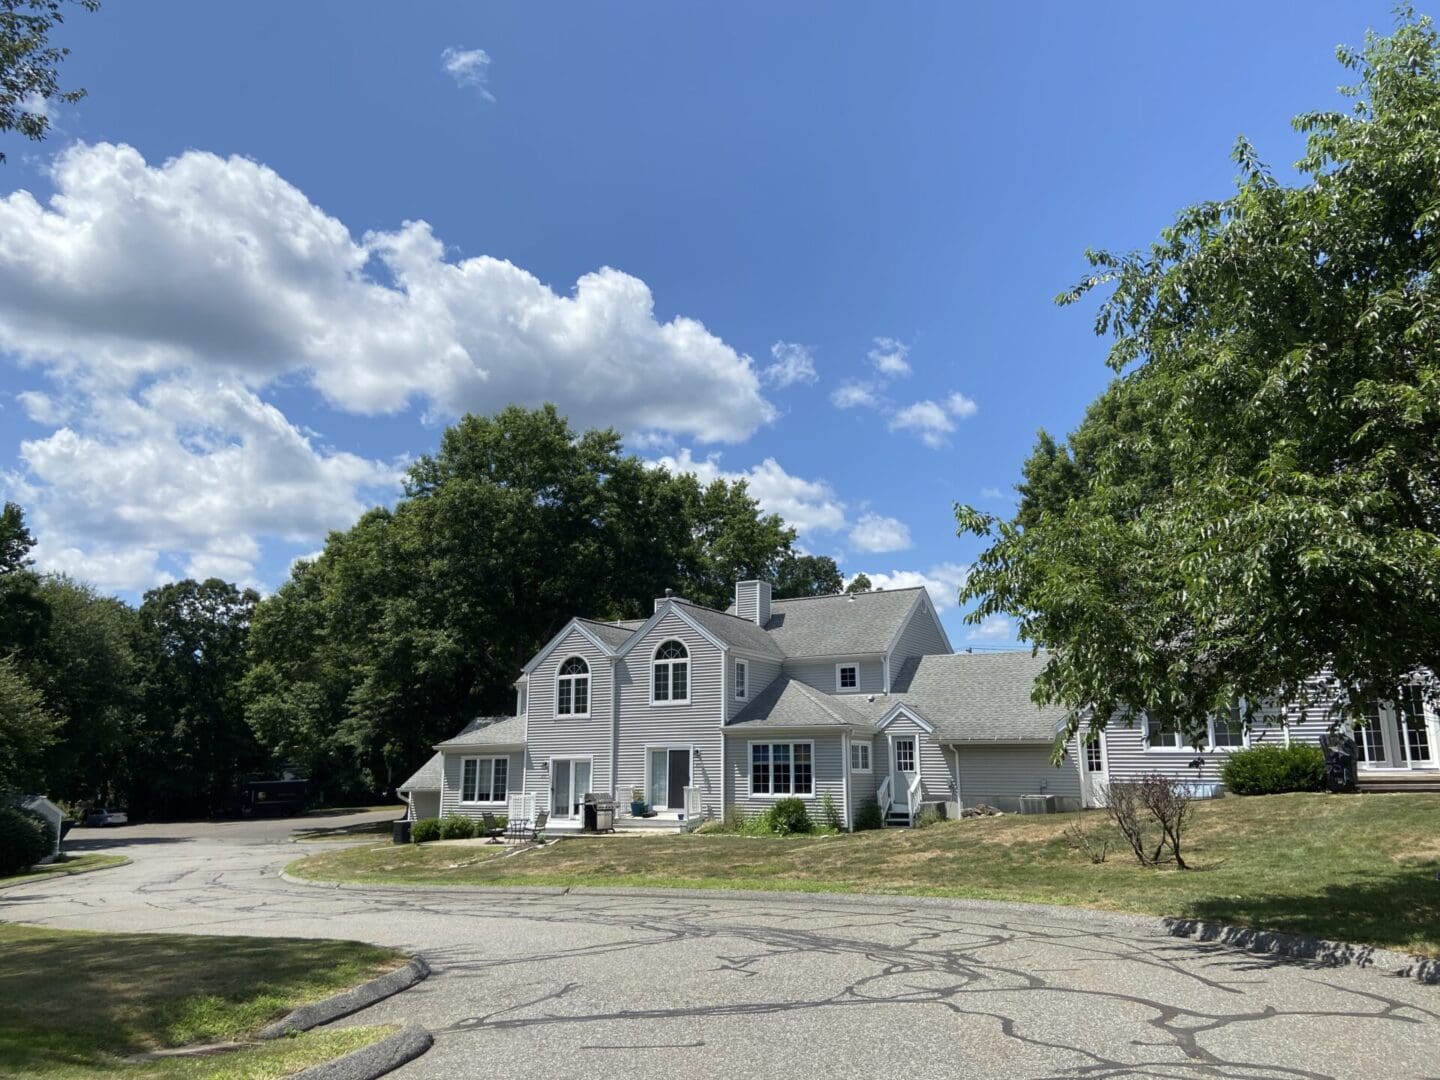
[914,806,944,828]
[1221,744,1326,795]
[410,817,442,843]
[818,793,844,831]
[0,806,50,876]
[853,797,883,831]
[765,797,813,836]
[439,814,476,840]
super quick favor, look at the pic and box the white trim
[841,729,852,829]
[835,662,860,692]
[849,739,873,773]
[522,618,614,675]
[734,658,749,701]
[458,754,512,805]
[554,654,592,719]
[875,701,936,734]
[746,739,817,799]
[650,637,693,706]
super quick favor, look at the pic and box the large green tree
[243,405,808,792]
[0,654,57,797]
[959,12,1440,743]
[0,0,98,163]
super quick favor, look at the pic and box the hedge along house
[404,581,1090,831]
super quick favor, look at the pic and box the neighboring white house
[397,579,1440,828]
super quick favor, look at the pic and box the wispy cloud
[868,336,911,377]
[848,513,911,553]
[890,393,979,448]
[831,381,882,409]
[763,341,818,387]
[966,615,1013,642]
[441,46,496,102]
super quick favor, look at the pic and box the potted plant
[630,787,648,817]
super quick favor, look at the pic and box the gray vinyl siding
[847,736,878,818]
[784,656,884,695]
[438,751,525,819]
[956,745,1081,812]
[523,626,615,800]
[615,609,725,818]
[888,602,951,668]
[724,732,846,820]
[727,654,783,723]
[407,791,440,821]
[1100,708,1289,787]
[878,713,953,805]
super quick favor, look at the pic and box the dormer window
[653,639,690,704]
[556,656,590,716]
[836,663,859,692]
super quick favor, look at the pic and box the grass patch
[41,1026,394,1080]
[303,805,403,818]
[0,924,405,1077]
[291,821,393,843]
[291,792,1440,957]
[0,853,127,886]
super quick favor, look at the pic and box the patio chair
[523,810,549,843]
[480,812,505,843]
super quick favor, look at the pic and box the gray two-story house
[399,580,1088,830]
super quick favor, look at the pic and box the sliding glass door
[551,758,592,818]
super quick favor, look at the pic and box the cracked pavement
[2,814,1437,1079]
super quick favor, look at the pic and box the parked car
[83,807,128,827]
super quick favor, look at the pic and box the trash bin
[392,819,412,844]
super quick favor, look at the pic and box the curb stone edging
[259,957,431,1039]
[1163,918,1439,985]
[0,856,131,891]
[291,1023,433,1080]
[278,869,1440,987]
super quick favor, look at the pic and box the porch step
[886,813,912,827]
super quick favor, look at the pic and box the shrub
[914,806,944,829]
[439,814,476,840]
[766,797,812,836]
[0,806,50,876]
[410,817,442,843]
[1221,744,1326,796]
[1106,773,1195,868]
[853,797,883,831]
[819,793,844,831]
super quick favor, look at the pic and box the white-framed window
[460,756,509,803]
[836,663,859,691]
[1399,685,1433,763]
[850,740,871,772]
[1209,704,1247,749]
[1144,712,1186,749]
[735,659,748,701]
[556,656,590,717]
[1356,702,1387,764]
[750,741,813,797]
[652,639,690,704]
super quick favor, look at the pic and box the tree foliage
[959,12,1440,743]
[0,655,57,797]
[243,405,809,793]
[0,0,98,163]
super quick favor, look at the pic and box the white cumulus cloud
[831,381,881,409]
[441,46,495,101]
[651,449,846,536]
[763,341,817,387]
[966,615,1014,642]
[890,392,979,448]
[868,336,911,377]
[847,562,969,611]
[848,513,911,553]
[0,142,773,445]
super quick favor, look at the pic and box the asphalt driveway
[3,816,1437,1079]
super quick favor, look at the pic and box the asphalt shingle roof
[846,652,1066,743]
[577,618,636,650]
[739,588,926,657]
[397,751,442,793]
[435,715,526,749]
[680,603,785,659]
[727,676,878,730]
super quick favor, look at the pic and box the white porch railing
[683,785,703,823]
[877,775,892,825]
[906,773,922,827]
[507,792,537,825]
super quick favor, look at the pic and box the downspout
[950,744,964,811]
[610,657,620,799]
[842,729,852,830]
[718,647,728,825]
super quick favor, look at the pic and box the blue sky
[0,1,1401,643]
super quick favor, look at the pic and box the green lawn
[291,792,1440,956]
[0,924,406,1078]
[0,853,127,887]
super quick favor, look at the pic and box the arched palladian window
[652,639,690,703]
[556,656,589,716]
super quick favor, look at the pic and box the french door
[1358,692,1435,770]
[551,758,592,818]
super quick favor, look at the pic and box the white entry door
[891,736,917,810]
[551,759,592,818]
[1081,733,1108,807]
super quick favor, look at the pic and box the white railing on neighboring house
[683,785,703,824]
[877,775,892,824]
[507,792,537,825]
[906,773,922,827]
